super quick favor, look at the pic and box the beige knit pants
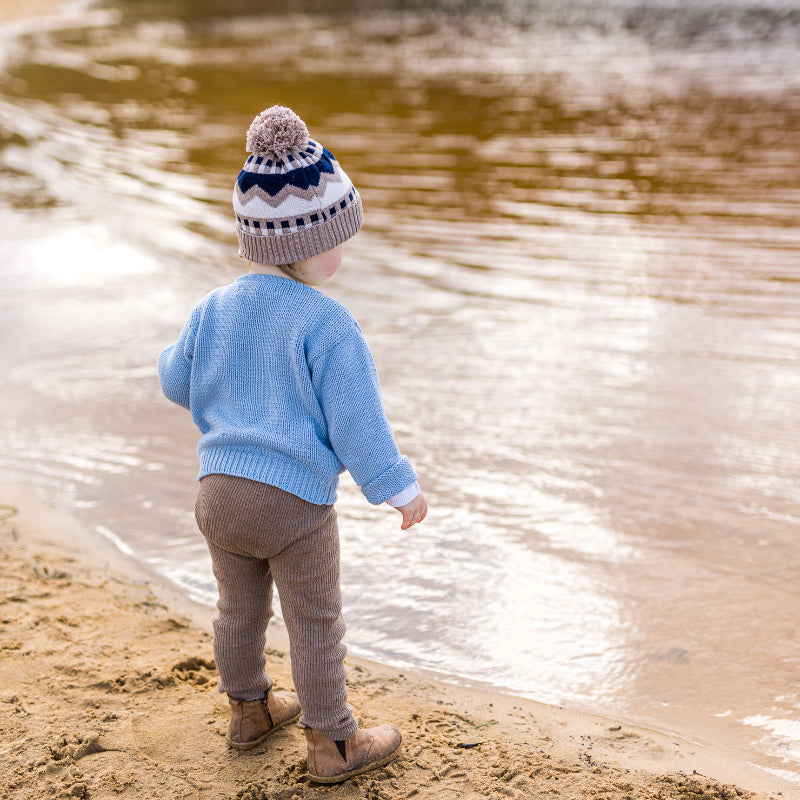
[195,473,359,740]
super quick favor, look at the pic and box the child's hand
[397,493,428,530]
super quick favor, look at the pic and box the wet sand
[0,482,794,800]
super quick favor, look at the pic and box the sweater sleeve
[309,326,417,505]
[157,310,198,410]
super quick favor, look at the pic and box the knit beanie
[233,106,363,265]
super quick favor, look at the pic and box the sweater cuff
[386,482,420,508]
[361,456,417,505]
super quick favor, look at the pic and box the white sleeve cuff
[386,481,420,508]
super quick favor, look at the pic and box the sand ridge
[0,489,792,800]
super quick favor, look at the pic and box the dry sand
[0,484,795,800]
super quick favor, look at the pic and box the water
[2,0,800,783]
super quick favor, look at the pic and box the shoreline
[0,481,794,800]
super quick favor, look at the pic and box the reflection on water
[1,0,800,782]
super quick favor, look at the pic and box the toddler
[158,106,427,783]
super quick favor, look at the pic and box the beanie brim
[237,191,363,265]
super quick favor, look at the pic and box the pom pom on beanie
[246,105,310,157]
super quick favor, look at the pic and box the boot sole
[226,711,301,750]
[307,743,402,783]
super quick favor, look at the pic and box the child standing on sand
[158,106,427,783]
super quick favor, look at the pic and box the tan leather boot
[303,724,402,783]
[226,687,301,750]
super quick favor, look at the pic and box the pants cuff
[220,675,273,699]
[299,712,359,741]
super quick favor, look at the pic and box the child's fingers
[397,493,427,530]
[400,500,427,530]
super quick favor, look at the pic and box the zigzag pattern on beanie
[235,142,342,208]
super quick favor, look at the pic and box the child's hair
[276,262,305,282]
[238,249,306,284]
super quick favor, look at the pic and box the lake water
[1,0,799,784]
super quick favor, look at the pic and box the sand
[0,483,795,800]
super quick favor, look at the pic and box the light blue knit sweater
[158,274,417,506]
